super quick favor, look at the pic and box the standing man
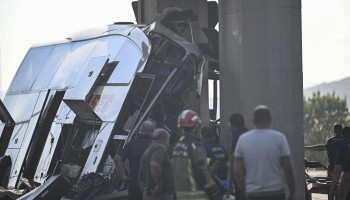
[229,113,248,200]
[139,128,174,200]
[329,127,350,200]
[305,124,343,175]
[327,124,344,174]
[230,113,248,154]
[171,110,222,200]
[114,120,155,200]
[201,126,230,182]
[233,105,295,200]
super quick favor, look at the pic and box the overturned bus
[0,8,216,199]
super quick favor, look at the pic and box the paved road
[308,170,328,200]
[312,193,327,200]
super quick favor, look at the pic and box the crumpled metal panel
[6,123,28,150]
[4,148,19,189]
[149,22,200,57]
[56,101,76,125]
[5,91,49,188]
[33,123,62,184]
[90,86,130,122]
[80,122,114,176]
[0,18,203,194]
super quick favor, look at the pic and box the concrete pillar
[139,0,210,125]
[219,0,304,198]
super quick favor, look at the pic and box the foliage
[304,91,350,165]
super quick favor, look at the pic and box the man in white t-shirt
[233,105,295,200]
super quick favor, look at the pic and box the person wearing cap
[114,120,155,200]
[139,128,175,200]
[170,109,223,200]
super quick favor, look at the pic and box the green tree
[304,91,350,165]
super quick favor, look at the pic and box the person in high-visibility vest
[170,110,223,200]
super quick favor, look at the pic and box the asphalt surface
[308,170,328,200]
[312,193,327,200]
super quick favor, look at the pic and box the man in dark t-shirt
[305,124,343,175]
[229,113,248,200]
[114,121,155,200]
[201,126,229,181]
[330,127,350,200]
[139,128,174,200]
[327,124,344,172]
[230,113,248,154]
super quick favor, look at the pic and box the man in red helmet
[170,110,222,200]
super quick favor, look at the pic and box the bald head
[152,128,170,146]
[140,120,155,135]
[253,105,272,129]
[152,128,170,140]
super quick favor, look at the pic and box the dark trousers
[235,183,245,200]
[247,193,285,200]
[128,187,143,200]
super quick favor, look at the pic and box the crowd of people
[114,105,296,200]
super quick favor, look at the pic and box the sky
[0,0,350,99]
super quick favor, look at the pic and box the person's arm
[279,135,295,199]
[207,158,220,181]
[225,160,231,181]
[280,157,295,199]
[233,157,245,195]
[329,164,342,197]
[304,144,327,151]
[233,137,245,194]
[150,161,163,195]
[114,154,131,182]
[191,144,221,199]
[229,154,235,195]
[223,149,230,181]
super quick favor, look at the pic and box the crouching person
[139,128,175,200]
